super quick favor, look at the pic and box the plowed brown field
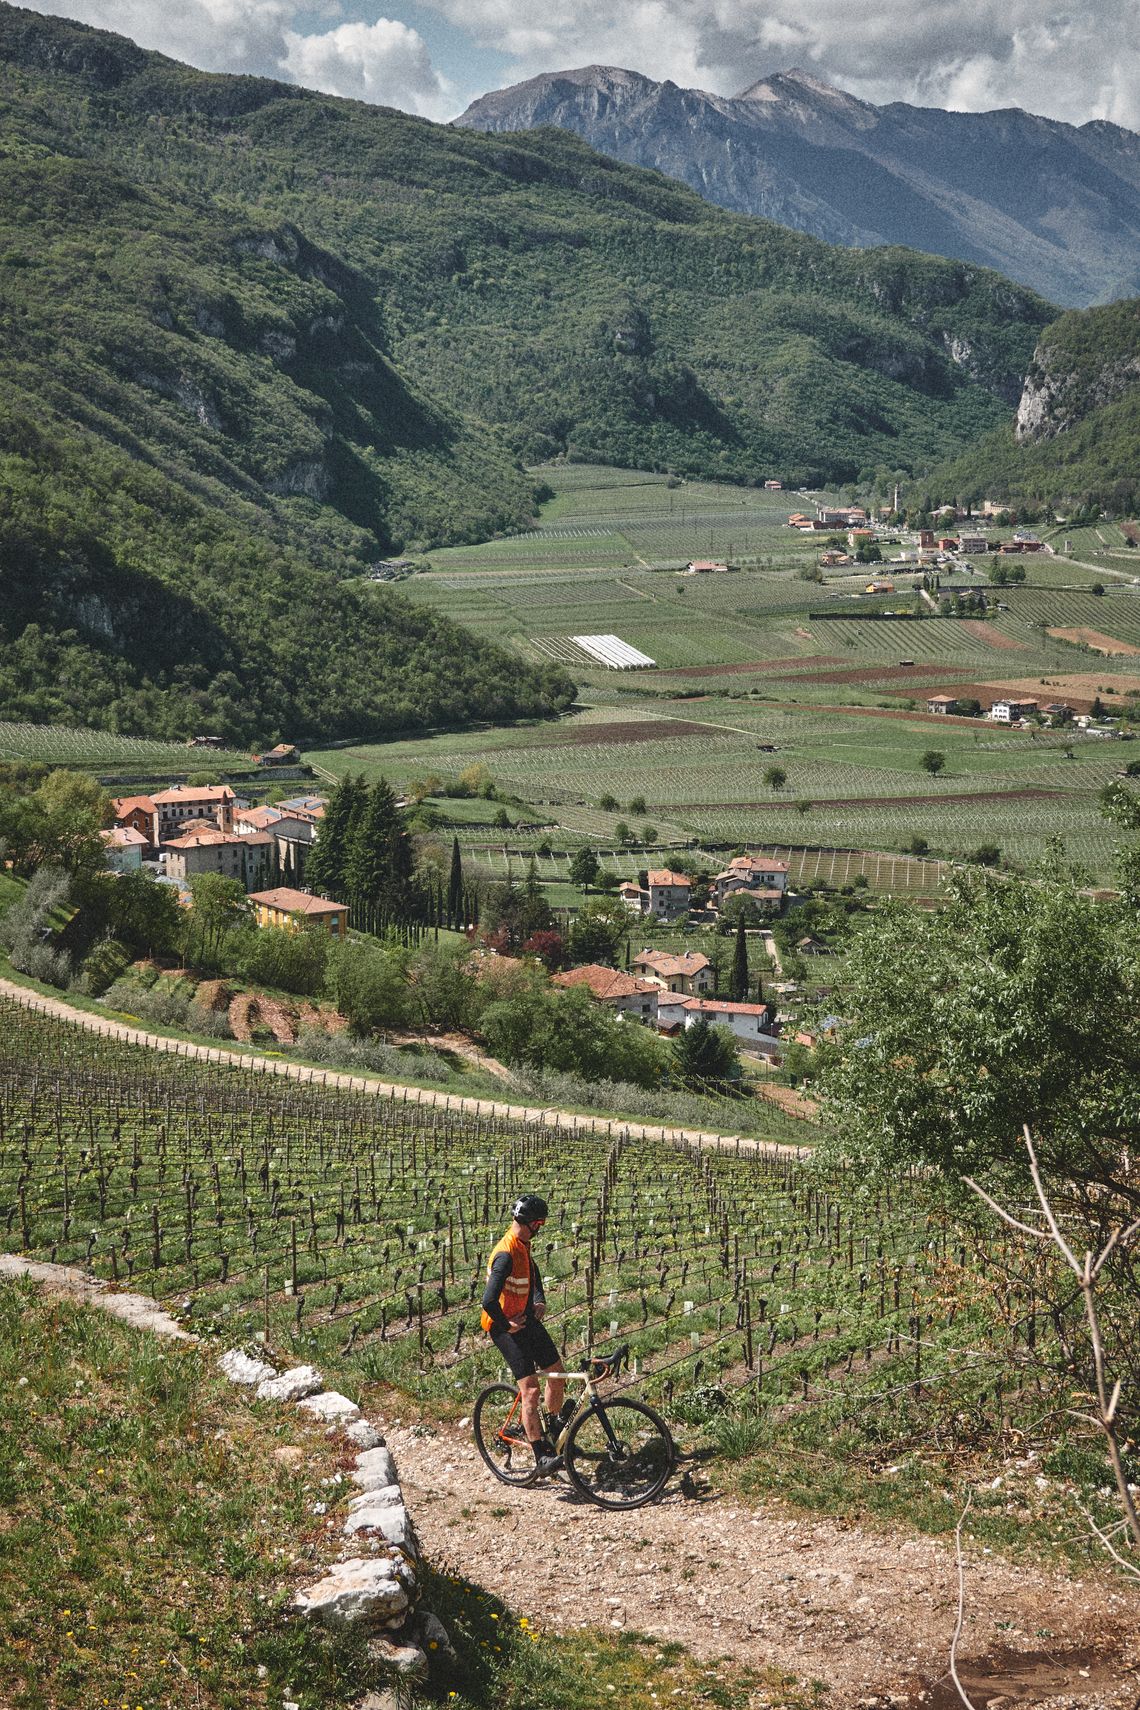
[1047,627,1140,656]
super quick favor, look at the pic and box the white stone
[296,1390,360,1423]
[357,1693,401,1710]
[352,1447,397,1489]
[344,1502,416,1551]
[292,1557,409,1627]
[218,1349,276,1386]
[347,1484,403,1511]
[256,1365,324,1404]
[345,1419,385,1450]
[367,1636,428,1680]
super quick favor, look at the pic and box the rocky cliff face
[457,66,1140,309]
[1014,300,1140,442]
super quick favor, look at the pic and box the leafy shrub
[9,934,72,987]
[294,1027,449,1082]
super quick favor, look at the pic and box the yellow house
[247,886,348,936]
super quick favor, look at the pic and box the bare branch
[950,1491,979,1710]
[1077,1504,1140,1583]
[962,1176,1052,1242]
[1022,1126,1081,1273]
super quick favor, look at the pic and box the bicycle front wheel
[564,1396,675,1509]
[473,1383,538,1486]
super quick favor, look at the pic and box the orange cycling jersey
[480,1229,533,1333]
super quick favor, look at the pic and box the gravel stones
[217,1349,276,1386]
[255,1364,324,1403]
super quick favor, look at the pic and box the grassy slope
[0,1282,777,1710]
[0,9,1055,737]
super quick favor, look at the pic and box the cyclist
[480,1194,569,1475]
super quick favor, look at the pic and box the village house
[686,559,729,574]
[645,869,692,921]
[1042,702,1074,724]
[552,964,660,1025]
[656,993,780,1055]
[248,887,348,936]
[151,783,236,840]
[162,828,273,889]
[989,698,1039,723]
[631,949,712,996]
[958,533,990,554]
[763,479,782,491]
[101,826,147,873]
[234,805,315,880]
[927,694,958,715]
[275,795,327,826]
[617,881,650,914]
[864,580,895,595]
[111,793,160,852]
[252,742,300,767]
[710,854,789,911]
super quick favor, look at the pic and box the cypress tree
[345,778,414,921]
[447,836,464,927]
[730,915,749,1002]
[305,774,365,902]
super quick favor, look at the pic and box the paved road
[0,977,806,1159]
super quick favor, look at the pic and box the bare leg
[518,1374,542,1442]
[542,1361,566,1417]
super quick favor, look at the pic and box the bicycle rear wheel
[564,1396,674,1509]
[473,1383,538,1486]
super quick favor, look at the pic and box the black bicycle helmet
[512,1194,549,1224]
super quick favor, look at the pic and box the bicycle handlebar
[590,1342,628,1380]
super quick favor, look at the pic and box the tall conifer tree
[730,914,749,1002]
[447,836,464,928]
[304,774,365,901]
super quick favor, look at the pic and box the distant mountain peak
[738,67,862,105]
[457,61,1140,307]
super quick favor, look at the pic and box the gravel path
[384,1416,1140,1709]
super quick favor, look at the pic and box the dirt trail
[386,1418,1140,1709]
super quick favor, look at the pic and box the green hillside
[0,7,1054,739]
[928,298,1140,511]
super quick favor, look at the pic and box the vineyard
[0,1001,1045,1443]
[0,722,251,773]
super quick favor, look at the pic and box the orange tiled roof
[646,869,692,888]
[552,964,659,1001]
[152,784,236,805]
[112,794,157,817]
[633,950,710,978]
[248,887,347,916]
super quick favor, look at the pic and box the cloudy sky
[18,0,1140,130]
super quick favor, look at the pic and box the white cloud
[282,18,451,115]
[23,0,451,119]
[422,0,1140,130]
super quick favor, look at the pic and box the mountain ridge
[456,65,1140,308]
[0,7,1063,736]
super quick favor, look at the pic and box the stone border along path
[0,976,807,1160]
[0,1254,446,1706]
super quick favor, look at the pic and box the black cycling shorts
[490,1318,561,1380]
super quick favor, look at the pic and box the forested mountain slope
[0,8,1054,737]
[928,299,1140,510]
[458,64,1140,309]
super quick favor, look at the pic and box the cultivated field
[328,467,1140,881]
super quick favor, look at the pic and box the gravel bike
[472,1343,675,1509]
